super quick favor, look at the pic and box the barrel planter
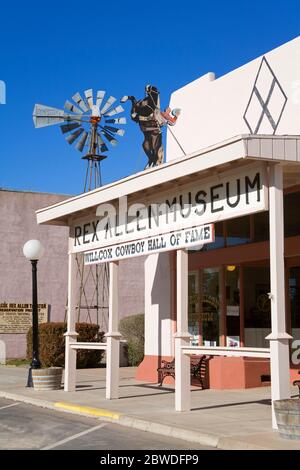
[32,367,63,391]
[274,399,300,440]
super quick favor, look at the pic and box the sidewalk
[0,366,299,450]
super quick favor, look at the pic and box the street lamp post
[23,240,44,387]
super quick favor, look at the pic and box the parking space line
[41,423,107,450]
[0,402,21,410]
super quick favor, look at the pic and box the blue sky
[0,0,300,195]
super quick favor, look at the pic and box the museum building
[35,36,300,413]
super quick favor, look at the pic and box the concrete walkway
[0,365,299,450]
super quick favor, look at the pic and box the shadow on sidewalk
[191,398,271,412]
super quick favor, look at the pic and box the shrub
[119,314,144,366]
[27,322,104,368]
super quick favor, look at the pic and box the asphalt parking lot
[0,398,213,450]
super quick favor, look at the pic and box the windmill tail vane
[32,88,127,163]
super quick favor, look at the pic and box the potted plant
[27,322,105,390]
[31,366,63,391]
[274,397,300,440]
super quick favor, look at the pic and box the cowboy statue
[121,85,181,169]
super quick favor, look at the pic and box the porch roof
[36,134,300,226]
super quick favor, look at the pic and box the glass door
[188,268,221,346]
[201,268,220,346]
[225,266,240,347]
[188,271,200,345]
[289,267,300,358]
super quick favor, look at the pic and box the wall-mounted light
[226,265,236,272]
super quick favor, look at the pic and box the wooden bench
[157,355,207,388]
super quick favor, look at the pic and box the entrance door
[225,266,240,347]
[188,268,221,346]
[244,266,271,348]
[288,267,300,359]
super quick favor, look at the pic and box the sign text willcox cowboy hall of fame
[85,224,214,264]
[0,303,49,333]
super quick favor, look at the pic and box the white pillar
[175,249,191,411]
[144,253,173,359]
[266,164,292,428]
[64,249,78,392]
[105,260,121,399]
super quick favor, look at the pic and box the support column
[220,267,226,347]
[175,249,192,411]
[266,164,292,428]
[136,253,173,382]
[64,249,78,392]
[105,260,121,399]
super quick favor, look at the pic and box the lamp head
[23,240,44,261]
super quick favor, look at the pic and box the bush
[119,314,144,366]
[27,322,104,368]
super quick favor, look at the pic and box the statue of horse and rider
[121,85,180,169]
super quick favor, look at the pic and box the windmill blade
[104,104,124,117]
[72,92,89,112]
[97,132,105,145]
[33,104,65,128]
[66,127,84,144]
[84,89,93,109]
[96,90,105,108]
[105,117,127,125]
[101,129,118,146]
[97,133,109,153]
[100,96,116,115]
[64,114,88,122]
[64,100,83,115]
[60,122,81,134]
[104,125,125,137]
[76,130,89,152]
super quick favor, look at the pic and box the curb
[54,402,121,420]
[0,390,271,450]
[0,390,220,447]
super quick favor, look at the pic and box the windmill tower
[33,89,126,331]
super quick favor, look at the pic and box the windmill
[33,89,126,330]
[33,89,126,190]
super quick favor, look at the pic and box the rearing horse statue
[121,85,180,169]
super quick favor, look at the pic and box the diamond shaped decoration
[243,56,288,135]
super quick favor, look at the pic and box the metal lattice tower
[76,154,109,331]
[33,88,127,332]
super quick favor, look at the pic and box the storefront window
[226,216,250,246]
[225,266,240,347]
[253,211,269,242]
[203,222,224,251]
[284,192,300,238]
[244,266,270,347]
[289,267,300,339]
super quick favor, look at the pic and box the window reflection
[226,216,250,246]
[203,222,224,251]
[284,192,300,238]
[226,266,240,346]
[253,211,269,242]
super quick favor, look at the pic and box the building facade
[0,189,144,359]
[137,35,300,389]
[32,36,300,415]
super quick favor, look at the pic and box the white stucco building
[36,36,300,427]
